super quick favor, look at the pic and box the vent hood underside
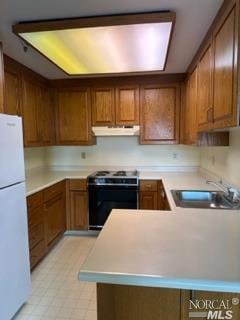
[92,126,140,136]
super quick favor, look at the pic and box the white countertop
[79,209,240,293]
[25,167,93,196]
[26,166,240,292]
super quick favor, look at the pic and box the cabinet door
[158,182,170,210]
[185,68,198,145]
[197,44,213,131]
[45,193,65,245]
[4,70,21,116]
[140,85,180,144]
[22,78,41,147]
[213,4,238,128]
[139,191,158,210]
[39,87,55,145]
[91,88,115,126]
[115,86,139,125]
[70,191,88,230]
[56,89,93,145]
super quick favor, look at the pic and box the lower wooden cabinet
[68,179,88,230]
[139,180,170,210]
[27,191,46,270]
[44,181,66,246]
[97,284,240,320]
[27,181,66,269]
[140,191,158,210]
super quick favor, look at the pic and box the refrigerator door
[0,114,25,189]
[0,182,31,320]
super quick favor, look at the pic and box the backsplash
[24,147,48,170]
[200,128,240,187]
[45,137,200,168]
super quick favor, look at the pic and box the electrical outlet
[173,153,178,159]
[81,152,86,159]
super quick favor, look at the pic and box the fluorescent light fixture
[13,12,175,76]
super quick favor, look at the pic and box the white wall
[24,147,48,170]
[46,137,200,168]
[200,128,240,186]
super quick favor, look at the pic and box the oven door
[88,185,138,230]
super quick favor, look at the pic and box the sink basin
[171,190,239,210]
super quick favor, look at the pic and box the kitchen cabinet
[115,86,139,125]
[56,88,95,145]
[38,86,55,145]
[27,191,46,270]
[139,180,170,210]
[197,44,212,131]
[4,70,21,116]
[97,284,181,320]
[91,86,140,126]
[91,87,115,126]
[68,179,88,230]
[188,0,239,131]
[43,181,66,247]
[212,3,238,129]
[184,68,198,144]
[139,180,158,210]
[140,84,180,144]
[22,77,40,146]
[22,77,55,147]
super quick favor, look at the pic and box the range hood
[92,125,140,136]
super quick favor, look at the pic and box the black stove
[88,170,139,186]
[88,170,139,230]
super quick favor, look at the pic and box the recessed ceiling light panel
[14,12,175,76]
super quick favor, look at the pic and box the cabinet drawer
[69,179,87,191]
[27,191,43,210]
[140,180,158,192]
[30,240,46,269]
[43,181,65,202]
[28,205,43,228]
[29,223,45,249]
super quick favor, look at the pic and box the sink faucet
[206,180,240,203]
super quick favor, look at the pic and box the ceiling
[0,0,223,79]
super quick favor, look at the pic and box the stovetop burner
[88,170,139,186]
[113,171,127,176]
[95,171,111,176]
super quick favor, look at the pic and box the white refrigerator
[0,113,31,320]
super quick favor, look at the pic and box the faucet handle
[227,187,240,203]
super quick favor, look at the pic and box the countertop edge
[79,271,240,293]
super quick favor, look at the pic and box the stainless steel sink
[171,190,240,210]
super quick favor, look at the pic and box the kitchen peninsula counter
[79,209,240,293]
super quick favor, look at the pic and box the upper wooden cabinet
[184,68,198,145]
[91,86,140,126]
[56,88,95,145]
[22,78,55,147]
[39,86,55,146]
[212,3,238,129]
[22,78,41,147]
[115,86,139,125]
[4,70,21,116]
[140,84,180,144]
[91,87,115,126]
[197,44,212,131]
[188,0,239,132]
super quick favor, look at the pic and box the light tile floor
[13,236,97,320]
